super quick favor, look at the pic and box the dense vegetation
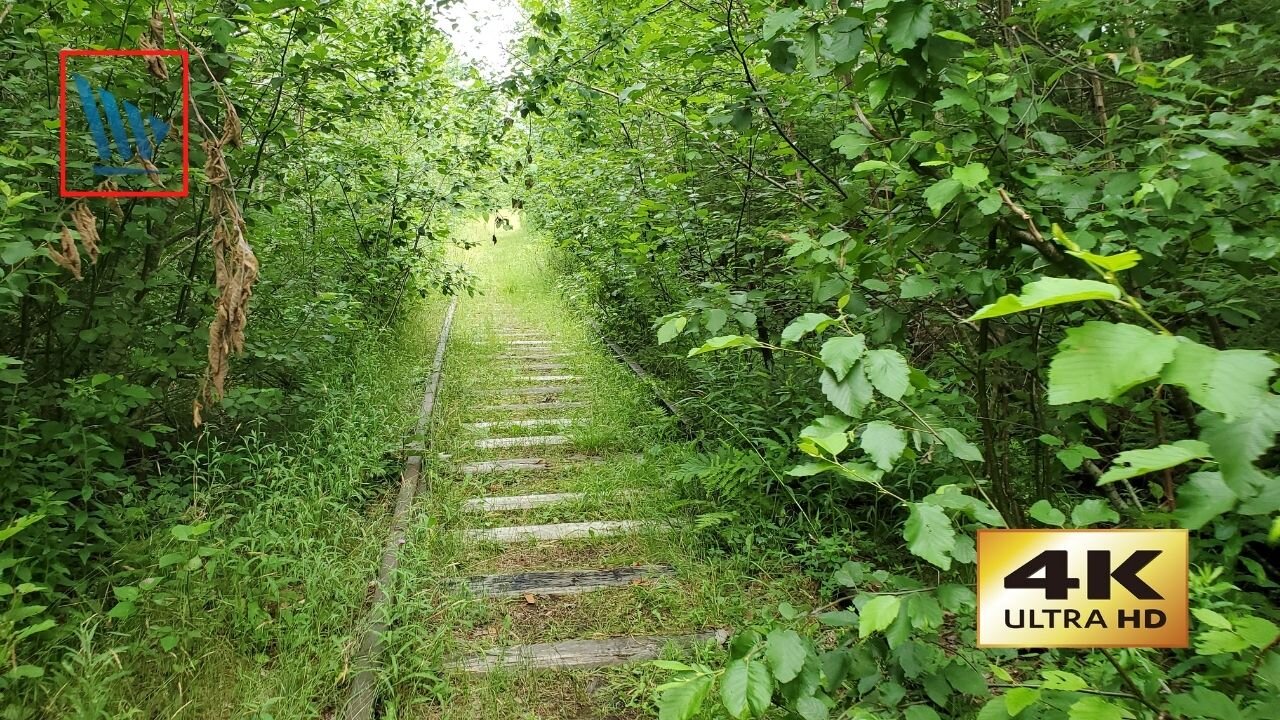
[509,0,1280,718]
[1,0,502,713]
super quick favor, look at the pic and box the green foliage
[0,0,496,712]
[505,0,1280,715]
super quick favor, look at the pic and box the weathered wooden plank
[457,454,605,475]
[464,520,645,543]
[474,434,571,449]
[463,492,583,511]
[497,352,577,359]
[460,457,553,474]
[515,375,582,382]
[505,385,565,395]
[522,363,569,372]
[510,340,556,346]
[461,565,673,597]
[451,630,730,672]
[479,401,587,413]
[464,418,575,430]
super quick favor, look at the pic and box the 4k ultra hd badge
[977,529,1188,648]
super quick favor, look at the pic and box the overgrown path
[380,223,812,719]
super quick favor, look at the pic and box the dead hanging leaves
[71,201,100,263]
[47,201,102,280]
[48,228,82,280]
[196,112,259,427]
[150,4,259,427]
[139,13,169,81]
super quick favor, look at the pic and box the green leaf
[1196,629,1251,655]
[763,8,803,41]
[820,335,866,381]
[1152,177,1179,209]
[904,503,956,570]
[923,178,962,216]
[658,675,713,720]
[767,40,798,74]
[1032,131,1069,154]
[0,513,44,544]
[1047,322,1178,405]
[1098,440,1212,485]
[968,278,1121,321]
[934,29,976,44]
[106,601,136,620]
[818,610,858,626]
[853,160,890,173]
[1066,249,1142,272]
[158,552,186,568]
[923,486,1005,526]
[720,659,773,718]
[1168,688,1241,719]
[1160,340,1277,421]
[1005,687,1041,716]
[905,706,940,720]
[1070,498,1120,527]
[944,662,989,696]
[1056,444,1101,471]
[1028,499,1066,527]
[1040,670,1088,691]
[825,18,864,64]
[1193,128,1258,148]
[884,1,933,52]
[951,163,989,189]
[657,317,687,345]
[782,313,835,343]
[5,665,43,679]
[787,461,840,477]
[860,421,907,471]
[1174,472,1237,530]
[821,367,874,418]
[859,594,902,637]
[900,275,938,299]
[2,240,36,265]
[1068,696,1131,720]
[1191,608,1233,630]
[704,309,727,333]
[688,335,761,357]
[1199,394,1280,492]
[796,696,829,720]
[935,88,979,113]
[832,133,871,159]
[800,416,852,456]
[862,349,909,400]
[936,427,984,461]
[765,629,807,683]
[800,25,822,76]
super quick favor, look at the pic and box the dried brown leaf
[140,157,163,186]
[50,227,83,280]
[70,202,100,263]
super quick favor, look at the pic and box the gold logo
[977,529,1188,648]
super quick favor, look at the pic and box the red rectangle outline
[59,48,190,198]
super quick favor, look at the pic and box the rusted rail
[341,294,457,720]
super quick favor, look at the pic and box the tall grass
[31,297,448,719]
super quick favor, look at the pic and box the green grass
[383,221,816,720]
[38,295,451,719]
